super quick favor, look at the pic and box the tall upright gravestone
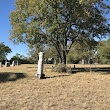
[35,52,45,79]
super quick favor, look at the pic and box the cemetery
[0,0,110,110]
[1,42,110,109]
[0,54,110,109]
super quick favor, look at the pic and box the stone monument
[17,60,19,66]
[35,52,45,79]
[0,62,2,67]
[11,61,15,66]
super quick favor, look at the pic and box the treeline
[28,38,110,64]
[9,53,34,64]
[1,38,110,65]
[0,43,34,64]
[0,53,34,65]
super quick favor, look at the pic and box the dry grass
[0,64,110,110]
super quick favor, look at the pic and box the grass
[0,64,110,110]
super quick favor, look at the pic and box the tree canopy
[67,39,98,63]
[10,0,110,64]
[0,43,12,62]
[97,38,110,64]
[10,53,32,64]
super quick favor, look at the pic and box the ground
[0,64,110,110]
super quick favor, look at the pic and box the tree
[28,44,44,63]
[10,0,110,64]
[67,38,97,64]
[10,53,31,64]
[45,47,58,63]
[98,38,110,64]
[28,46,58,64]
[0,43,12,62]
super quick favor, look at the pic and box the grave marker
[0,62,2,67]
[12,61,15,66]
[5,62,10,67]
[35,52,45,79]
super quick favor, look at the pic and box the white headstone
[16,60,19,66]
[35,52,45,79]
[12,61,15,66]
[0,62,2,67]
[82,59,84,64]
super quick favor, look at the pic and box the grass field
[0,64,110,110]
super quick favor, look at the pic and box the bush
[52,64,72,73]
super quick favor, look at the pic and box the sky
[0,0,110,60]
[0,0,29,60]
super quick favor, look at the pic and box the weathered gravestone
[11,61,15,66]
[46,58,54,64]
[16,60,20,66]
[5,62,10,67]
[0,62,2,67]
[35,52,45,79]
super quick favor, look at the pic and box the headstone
[0,62,2,67]
[81,59,85,64]
[5,62,10,67]
[35,52,45,79]
[16,60,19,66]
[54,59,57,65]
[11,61,15,66]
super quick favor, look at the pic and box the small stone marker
[0,62,2,67]
[16,60,19,66]
[35,52,45,79]
[82,59,84,64]
[5,62,10,67]
[54,59,57,65]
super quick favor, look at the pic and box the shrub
[52,64,72,73]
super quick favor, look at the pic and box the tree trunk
[61,36,67,65]
[62,50,66,65]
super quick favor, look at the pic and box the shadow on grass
[71,67,110,74]
[27,67,37,68]
[45,74,70,79]
[0,72,27,83]
[92,68,110,74]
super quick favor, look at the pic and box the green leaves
[98,38,110,64]
[10,0,110,43]
[0,43,12,61]
[10,0,110,64]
